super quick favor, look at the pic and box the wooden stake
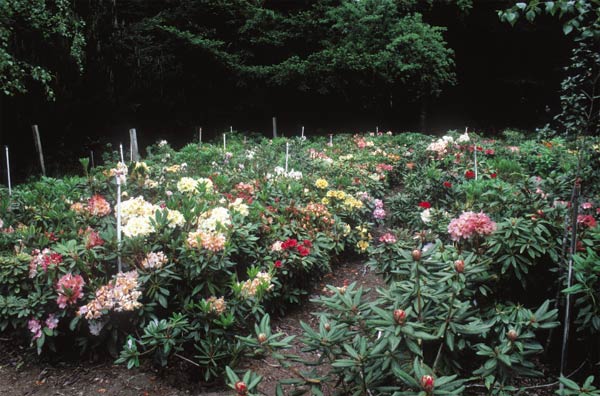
[90,150,95,168]
[31,125,46,176]
[129,128,139,162]
[272,117,278,139]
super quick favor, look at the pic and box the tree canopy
[0,0,84,99]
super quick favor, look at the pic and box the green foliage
[0,0,85,99]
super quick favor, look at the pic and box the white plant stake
[199,127,202,144]
[223,133,226,152]
[376,126,379,134]
[474,145,478,180]
[301,126,305,139]
[285,142,289,174]
[230,126,233,133]
[329,134,333,147]
[115,174,122,273]
[5,146,11,196]
[119,143,125,163]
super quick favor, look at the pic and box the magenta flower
[28,318,42,340]
[373,208,386,219]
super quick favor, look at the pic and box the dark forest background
[0,0,572,180]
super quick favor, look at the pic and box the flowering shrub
[0,131,598,393]
[447,211,497,242]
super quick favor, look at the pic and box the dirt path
[0,260,383,396]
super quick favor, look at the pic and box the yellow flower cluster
[314,178,329,189]
[326,190,347,200]
[177,177,198,193]
[343,197,364,210]
[164,164,182,173]
[355,225,372,252]
[357,240,369,252]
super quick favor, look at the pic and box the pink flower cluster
[79,227,104,249]
[379,233,397,244]
[86,194,111,217]
[29,248,63,278]
[373,199,386,219]
[375,163,393,172]
[30,314,60,339]
[56,273,85,309]
[448,211,497,241]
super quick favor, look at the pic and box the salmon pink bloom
[56,273,85,309]
[448,211,496,241]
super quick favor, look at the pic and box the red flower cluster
[577,215,597,229]
[418,201,431,209]
[443,181,452,188]
[281,238,312,257]
[465,170,475,179]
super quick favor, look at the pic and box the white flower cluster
[198,207,231,232]
[229,198,249,217]
[267,167,303,180]
[177,177,214,194]
[119,196,184,238]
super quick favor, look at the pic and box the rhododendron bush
[0,131,599,393]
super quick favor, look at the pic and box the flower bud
[393,309,406,325]
[257,333,267,343]
[324,323,331,331]
[412,249,422,261]
[420,375,434,393]
[235,381,248,395]
[454,259,465,273]
[507,329,518,342]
